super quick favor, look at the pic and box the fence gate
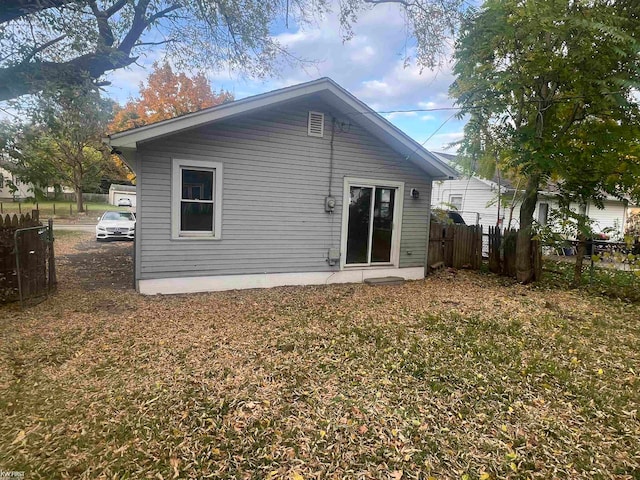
[428,222,483,270]
[0,213,56,307]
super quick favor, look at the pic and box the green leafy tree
[2,86,127,211]
[0,0,466,101]
[451,0,640,283]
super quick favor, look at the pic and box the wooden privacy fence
[428,222,483,270]
[428,222,542,281]
[0,211,56,306]
[487,226,542,281]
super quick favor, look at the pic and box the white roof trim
[107,78,458,180]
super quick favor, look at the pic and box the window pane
[449,195,462,211]
[538,203,549,226]
[372,188,395,263]
[346,187,372,264]
[181,202,213,231]
[182,169,213,200]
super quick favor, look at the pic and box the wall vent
[307,111,324,137]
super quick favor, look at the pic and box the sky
[102,3,465,154]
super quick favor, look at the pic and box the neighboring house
[431,152,633,238]
[46,185,75,201]
[109,184,136,207]
[431,152,520,228]
[0,166,32,200]
[107,78,457,295]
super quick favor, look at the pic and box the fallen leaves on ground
[1,233,639,479]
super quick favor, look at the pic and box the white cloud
[384,111,418,120]
[99,0,464,147]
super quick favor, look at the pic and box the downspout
[328,117,335,197]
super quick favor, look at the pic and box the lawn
[0,201,129,223]
[0,234,639,479]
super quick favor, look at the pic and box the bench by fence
[0,211,56,306]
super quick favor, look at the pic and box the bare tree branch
[0,0,74,24]
[22,34,67,62]
[0,50,137,101]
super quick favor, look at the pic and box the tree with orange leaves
[110,62,234,132]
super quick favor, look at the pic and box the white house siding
[587,200,627,238]
[136,98,433,281]
[431,177,510,229]
[0,167,32,200]
[434,179,628,239]
[534,197,627,237]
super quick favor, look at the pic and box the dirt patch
[57,235,133,290]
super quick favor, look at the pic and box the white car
[117,198,132,207]
[96,211,136,241]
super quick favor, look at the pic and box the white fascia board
[106,77,457,179]
[107,79,333,149]
[328,89,458,180]
[474,176,512,193]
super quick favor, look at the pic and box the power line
[366,111,459,176]
[378,106,465,114]
[345,90,633,117]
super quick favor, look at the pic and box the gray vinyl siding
[137,98,433,280]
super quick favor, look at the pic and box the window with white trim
[171,159,223,239]
[449,194,463,211]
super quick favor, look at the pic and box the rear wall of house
[136,98,433,281]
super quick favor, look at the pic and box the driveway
[54,224,95,233]
[57,236,133,290]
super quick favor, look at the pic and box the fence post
[53,203,56,215]
[532,239,542,281]
[0,202,3,214]
[69,203,72,216]
[18,202,21,214]
[48,218,57,290]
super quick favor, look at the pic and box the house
[431,152,633,238]
[106,78,458,295]
[430,152,520,228]
[0,165,32,201]
[109,183,136,207]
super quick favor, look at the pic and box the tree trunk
[76,187,84,213]
[516,174,540,283]
[573,203,588,286]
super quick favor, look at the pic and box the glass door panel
[346,186,372,264]
[371,188,395,263]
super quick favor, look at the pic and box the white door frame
[340,177,404,270]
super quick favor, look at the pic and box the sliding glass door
[346,184,397,265]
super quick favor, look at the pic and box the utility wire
[366,112,459,176]
[343,90,633,117]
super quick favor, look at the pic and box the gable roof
[107,78,458,180]
[432,152,518,190]
[109,183,136,192]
